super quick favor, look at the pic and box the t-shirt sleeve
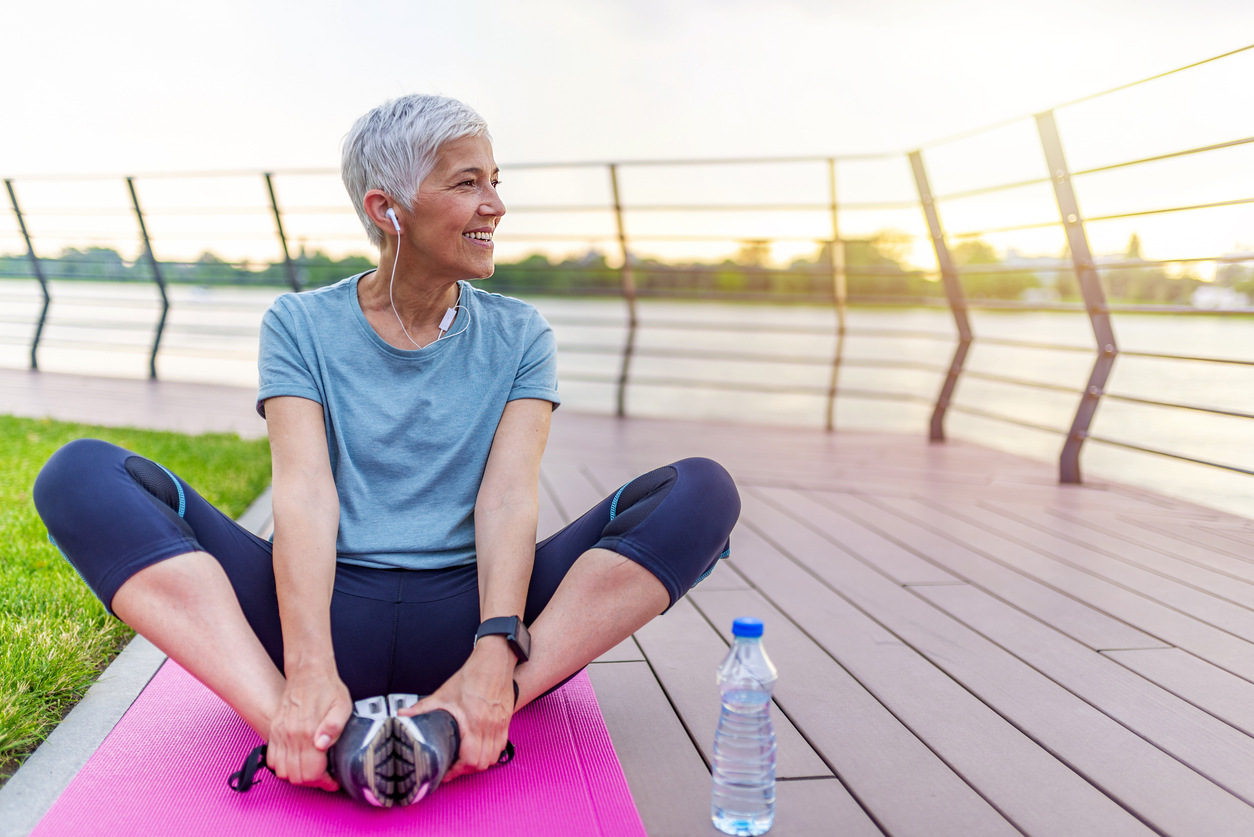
[508,310,561,408]
[256,299,325,418]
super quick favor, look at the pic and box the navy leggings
[33,439,740,699]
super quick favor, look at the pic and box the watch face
[513,619,531,660]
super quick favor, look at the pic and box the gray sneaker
[228,694,463,804]
[328,694,461,808]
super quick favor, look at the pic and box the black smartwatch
[474,616,531,662]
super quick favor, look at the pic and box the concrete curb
[0,486,274,836]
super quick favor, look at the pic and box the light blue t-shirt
[256,274,560,570]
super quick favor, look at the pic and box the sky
[5,0,1253,176]
[2,0,1252,268]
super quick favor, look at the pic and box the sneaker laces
[228,744,273,792]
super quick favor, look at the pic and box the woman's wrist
[283,647,339,680]
[469,634,518,667]
[466,637,520,695]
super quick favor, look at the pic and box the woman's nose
[481,186,505,216]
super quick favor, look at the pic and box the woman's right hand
[266,667,353,792]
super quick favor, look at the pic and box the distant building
[1192,284,1251,310]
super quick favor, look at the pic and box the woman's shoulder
[465,282,532,309]
[266,273,364,320]
[465,283,544,324]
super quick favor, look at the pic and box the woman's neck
[358,267,461,350]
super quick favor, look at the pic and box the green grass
[0,415,271,783]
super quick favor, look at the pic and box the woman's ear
[363,190,398,236]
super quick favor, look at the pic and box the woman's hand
[266,667,353,792]
[402,637,517,782]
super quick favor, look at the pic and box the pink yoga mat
[33,662,646,837]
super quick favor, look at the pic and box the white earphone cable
[387,218,466,349]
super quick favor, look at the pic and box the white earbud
[386,208,401,233]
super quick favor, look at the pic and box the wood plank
[740,491,1254,836]
[765,486,1164,652]
[802,490,1254,683]
[586,661,713,837]
[743,486,956,585]
[1102,647,1254,739]
[1200,525,1254,548]
[915,583,1254,804]
[632,597,832,779]
[1031,505,1254,579]
[891,496,1254,639]
[1030,503,1254,570]
[903,479,1200,514]
[1111,511,1254,563]
[982,501,1254,596]
[595,636,645,663]
[724,507,1157,837]
[773,778,884,837]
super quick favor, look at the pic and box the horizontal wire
[1085,434,1254,477]
[1073,135,1254,176]
[946,403,1067,436]
[1103,392,1254,420]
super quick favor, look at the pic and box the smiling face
[398,134,504,282]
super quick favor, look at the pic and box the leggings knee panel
[34,439,206,613]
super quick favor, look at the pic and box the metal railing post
[126,177,169,380]
[909,150,972,441]
[609,163,638,418]
[5,179,51,370]
[1036,110,1117,484]
[264,173,302,291]
[824,158,847,432]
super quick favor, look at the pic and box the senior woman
[33,94,740,807]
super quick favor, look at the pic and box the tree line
[1,233,1247,305]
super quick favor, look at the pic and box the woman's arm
[405,397,552,781]
[476,397,551,627]
[264,395,352,791]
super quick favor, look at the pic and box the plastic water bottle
[711,617,777,836]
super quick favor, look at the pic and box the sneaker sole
[359,717,400,807]
[345,696,455,808]
[386,718,421,806]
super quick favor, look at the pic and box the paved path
[1,368,265,438]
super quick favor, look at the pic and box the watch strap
[475,616,530,662]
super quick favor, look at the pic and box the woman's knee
[676,456,739,499]
[672,457,741,536]
[34,438,122,523]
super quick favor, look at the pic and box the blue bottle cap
[732,617,764,638]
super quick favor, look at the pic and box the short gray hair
[341,94,491,249]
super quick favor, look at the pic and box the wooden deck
[8,369,1254,836]
[547,412,1254,837]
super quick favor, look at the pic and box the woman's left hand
[401,637,517,782]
